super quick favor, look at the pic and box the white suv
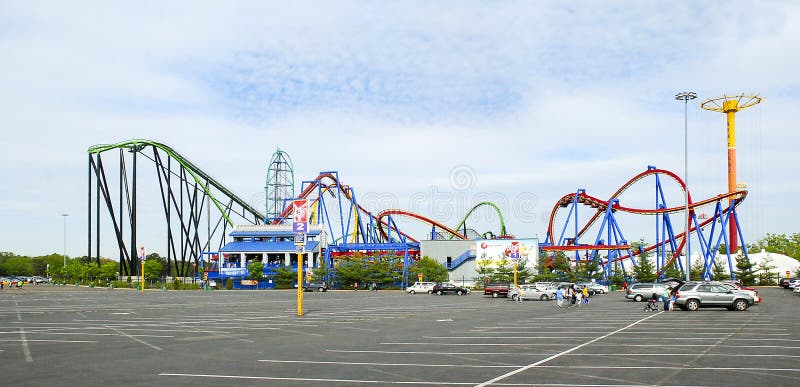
[406,282,436,294]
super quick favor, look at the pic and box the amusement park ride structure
[86,95,760,282]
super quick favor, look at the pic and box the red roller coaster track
[545,168,748,268]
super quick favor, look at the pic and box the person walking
[582,286,590,304]
[354,281,359,291]
[568,285,577,307]
[555,286,564,308]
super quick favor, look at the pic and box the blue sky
[1,1,798,257]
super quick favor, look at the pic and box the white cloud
[0,1,797,257]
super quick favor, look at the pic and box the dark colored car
[303,281,328,292]
[483,282,511,298]
[779,277,799,288]
[432,282,469,295]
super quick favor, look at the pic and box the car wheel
[598,290,605,294]
[492,292,499,298]
[733,299,749,311]
[686,299,700,311]
[427,290,432,294]
[318,287,324,292]
[457,290,464,295]
[634,294,643,302]
[540,294,549,301]
[511,294,517,301]
[409,290,415,294]
[437,290,443,295]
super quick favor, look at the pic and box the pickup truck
[483,282,511,298]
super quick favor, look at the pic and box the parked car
[788,279,800,289]
[675,281,755,311]
[625,282,669,301]
[779,277,799,288]
[432,282,469,295]
[483,282,511,298]
[406,281,436,294]
[577,282,609,295]
[509,285,556,301]
[303,281,328,292]
[720,282,760,303]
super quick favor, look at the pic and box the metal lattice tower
[265,148,295,222]
[701,94,762,252]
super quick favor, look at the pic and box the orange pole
[723,100,739,252]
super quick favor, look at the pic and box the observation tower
[701,94,762,252]
[265,148,295,223]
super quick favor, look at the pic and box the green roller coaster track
[88,139,265,226]
[451,201,507,239]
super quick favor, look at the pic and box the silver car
[509,285,556,301]
[625,283,669,301]
[675,281,755,311]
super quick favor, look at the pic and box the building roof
[219,241,320,253]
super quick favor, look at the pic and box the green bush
[172,279,182,290]
[225,278,233,290]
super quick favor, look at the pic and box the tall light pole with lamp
[61,213,69,269]
[675,92,696,281]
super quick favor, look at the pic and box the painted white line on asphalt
[159,372,654,386]
[0,339,97,343]
[475,311,663,387]
[536,365,800,372]
[381,342,583,347]
[104,325,162,351]
[159,372,476,385]
[257,359,515,368]
[19,329,32,363]
[328,349,800,358]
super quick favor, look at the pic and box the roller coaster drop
[86,140,510,279]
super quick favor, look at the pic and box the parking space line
[159,372,475,385]
[19,329,32,362]
[475,311,663,387]
[258,359,516,368]
[104,325,162,351]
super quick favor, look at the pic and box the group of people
[649,287,678,311]
[554,284,590,308]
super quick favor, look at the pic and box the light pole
[675,92,696,281]
[61,213,69,269]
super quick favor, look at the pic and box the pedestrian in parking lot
[354,281,359,291]
[555,286,564,308]
[662,287,671,311]
[569,284,577,306]
[575,290,583,306]
[582,286,590,304]
[669,288,677,311]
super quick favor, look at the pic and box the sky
[1,1,798,258]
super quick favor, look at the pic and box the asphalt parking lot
[1,286,799,386]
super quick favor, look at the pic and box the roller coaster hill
[541,165,752,282]
[86,140,516,289]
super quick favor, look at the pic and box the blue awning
[229,229,323,238]
[219,241,320,253]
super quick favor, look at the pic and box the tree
[689,258,704,280]
[662,261,684,280]
[733,254,756,286]
[273,266,296,289]
[248,261,264,280]
[756,256,778,285]
[100,261,118,280]
[748,233,800,259]
[474,253,495,284]
[632,255,656,283]
[408,256,448,283]
[2,256,34,276]
[492,257,514,282]
[711,258,730,281]
[143,259,163,281]
[551,252,573,281]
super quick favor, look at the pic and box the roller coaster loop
[544,166,750,281]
